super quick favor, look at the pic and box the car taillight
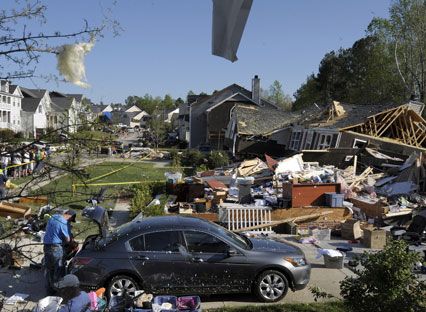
[72,257,93,267]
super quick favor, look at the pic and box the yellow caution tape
[85,164,132,183]
[5,160,36,170]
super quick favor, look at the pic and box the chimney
[251,75,261,105]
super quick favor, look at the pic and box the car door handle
[135,255,150,261]
[191,257,204,263]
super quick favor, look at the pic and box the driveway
[201,236,356,309]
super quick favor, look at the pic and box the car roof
[126,215,220,235]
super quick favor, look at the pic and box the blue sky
[6,0,391,104]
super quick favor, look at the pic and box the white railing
[219,204,272,232]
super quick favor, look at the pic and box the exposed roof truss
[341,105,426,148]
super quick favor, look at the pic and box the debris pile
[162,148,426,251]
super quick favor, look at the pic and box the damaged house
[225,105,299,157]
[249,100,426,158]
[188,75,278,150]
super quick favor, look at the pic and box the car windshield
[213,223,251,250]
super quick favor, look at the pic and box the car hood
[82,205,109,238]
[249,237,303,255]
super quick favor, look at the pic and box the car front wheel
[107,275,140,298]
[254,270,288,302]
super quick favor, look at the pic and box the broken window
[353,138,367,149]
[317,134,332,149]
[289,131,302,150]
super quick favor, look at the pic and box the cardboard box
[363,228,387,249]
[341,219,362,240]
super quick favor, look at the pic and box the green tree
[346,36,407,104]
[124,95,140,108]
[187,90,195,97]
[148,107,167,150]
[293,36,407,109]
[135,94,160,114]
[368,0,426,102]
[268,80,293,111]
[162,94,175,109]
[340,239,426,312]
[174,97,184,107]
[293,74,322,110]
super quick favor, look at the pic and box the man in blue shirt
[43,209,75,294]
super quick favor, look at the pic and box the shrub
[340,239,426,312]
[181,149,205,167]
[0,129,16,143]
[130,182,165,218]
[207,151,229,169]
[169,148,181,168]
[196,164,208,172]
[140,203,164,218]
[130,183,153,217]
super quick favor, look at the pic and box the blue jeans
[0,187,6,199]
[44,244,65,293]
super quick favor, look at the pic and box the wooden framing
[341,105,426,148]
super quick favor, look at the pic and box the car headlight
[284,257,307,267]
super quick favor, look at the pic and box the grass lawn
[34,161,170,208]
[205,302,347,312]
[12,175,33,186]
[26,161,172,240]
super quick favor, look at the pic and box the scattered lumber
[233,211,333,233]
[0,202,31,219]
[349,166,373,189]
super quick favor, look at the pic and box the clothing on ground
[58,291,91,312]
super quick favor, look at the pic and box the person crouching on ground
[55,274,91,312]
[43,209,75,294]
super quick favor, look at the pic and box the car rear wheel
[254,270,288,302]
[107,275,140,298]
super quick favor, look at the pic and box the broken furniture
[350,197,389,218]
[281,182,341,207]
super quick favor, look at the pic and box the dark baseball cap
[64,209,77,222]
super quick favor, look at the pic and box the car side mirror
[227,248,238,257]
